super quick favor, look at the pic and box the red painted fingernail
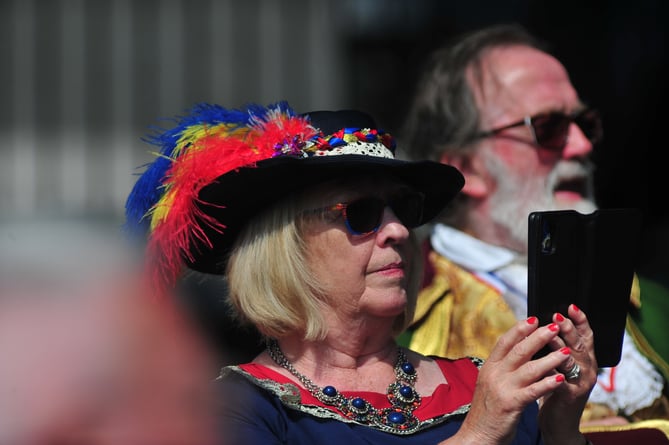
[560,347,570,355]
[556,374,565,383]
[526,316,538,325]
[555,313,565,322]
[571,304,581,312]
[548,323,559,332]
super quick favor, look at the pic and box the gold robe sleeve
[408,251,516,360]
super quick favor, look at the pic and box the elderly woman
[125,102,597,444]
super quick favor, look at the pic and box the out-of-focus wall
[0,0,348,223]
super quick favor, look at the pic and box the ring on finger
[565,363,581,381]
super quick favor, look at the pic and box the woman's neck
[261,335,399,392]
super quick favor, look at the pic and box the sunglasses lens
[533,113,571,150]
[575,109,602,144]
[390,192,425,228]
[344,197,385,235]
[341,192,425,236]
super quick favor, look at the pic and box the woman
[125,102,597,444]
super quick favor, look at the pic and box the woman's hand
[538,304,598,445]
[449,304,596,445]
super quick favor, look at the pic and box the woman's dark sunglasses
[309,191,425,237]
[475,108,602,151]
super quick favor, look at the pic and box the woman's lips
[375,262,405,277]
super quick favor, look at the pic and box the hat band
[274,127,396,159]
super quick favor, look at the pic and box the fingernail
[548,323,559,332]
[555,313,565,322]
[571,304,581,312]
[560,347,570,355]
[556,374,565,383]
[526,316,538,325]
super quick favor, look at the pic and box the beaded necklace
[267,339,422,434]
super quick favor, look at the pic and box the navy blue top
[215,357,543,444]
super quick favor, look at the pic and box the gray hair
[401,24,548,162]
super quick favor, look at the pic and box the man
[398,23,668,424]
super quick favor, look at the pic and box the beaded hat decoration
[124,102,464,291]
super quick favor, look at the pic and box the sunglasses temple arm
[524,116,540,146]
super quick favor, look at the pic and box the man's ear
[439,151,489,199]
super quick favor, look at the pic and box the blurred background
[1,0,667,275]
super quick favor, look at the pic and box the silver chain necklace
[267,339,422,434]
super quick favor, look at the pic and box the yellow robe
[406,250,516,360]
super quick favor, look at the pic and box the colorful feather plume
[124,101,318,292]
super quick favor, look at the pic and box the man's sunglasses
[475,108,602,151]
[308,191,425,237]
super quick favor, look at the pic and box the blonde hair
[226,199,328,340]
[226,189,421,341]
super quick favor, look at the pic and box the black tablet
[527,208,641,367]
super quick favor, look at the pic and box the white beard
[484,155,597,254]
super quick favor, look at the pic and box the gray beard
[486,157,597,255]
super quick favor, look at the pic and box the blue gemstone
[401,362,415,375]
[322,386,338,397]
[352,398,366,409]
[388,411,406,424]
[399,385,413,398]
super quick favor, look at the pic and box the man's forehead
[469,45,579,125]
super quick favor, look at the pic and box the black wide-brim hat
[125,103,464,285]
[196,154,462,272]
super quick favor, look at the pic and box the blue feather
[123,102,292,238]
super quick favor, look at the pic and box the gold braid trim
[581,418,669,438]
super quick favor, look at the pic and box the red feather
[145,111,318,293]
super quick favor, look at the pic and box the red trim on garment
[597,367,617,393]
[421,238,436,288]
[239,356,479,419]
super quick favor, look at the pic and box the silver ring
[565,363,581,381]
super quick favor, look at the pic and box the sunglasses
[308,191,425,237]
[476,108,602,151]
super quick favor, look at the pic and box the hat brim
[190,155,464,273]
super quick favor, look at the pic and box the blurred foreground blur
[0,218,222,445]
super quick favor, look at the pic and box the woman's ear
[439,152,489,199]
